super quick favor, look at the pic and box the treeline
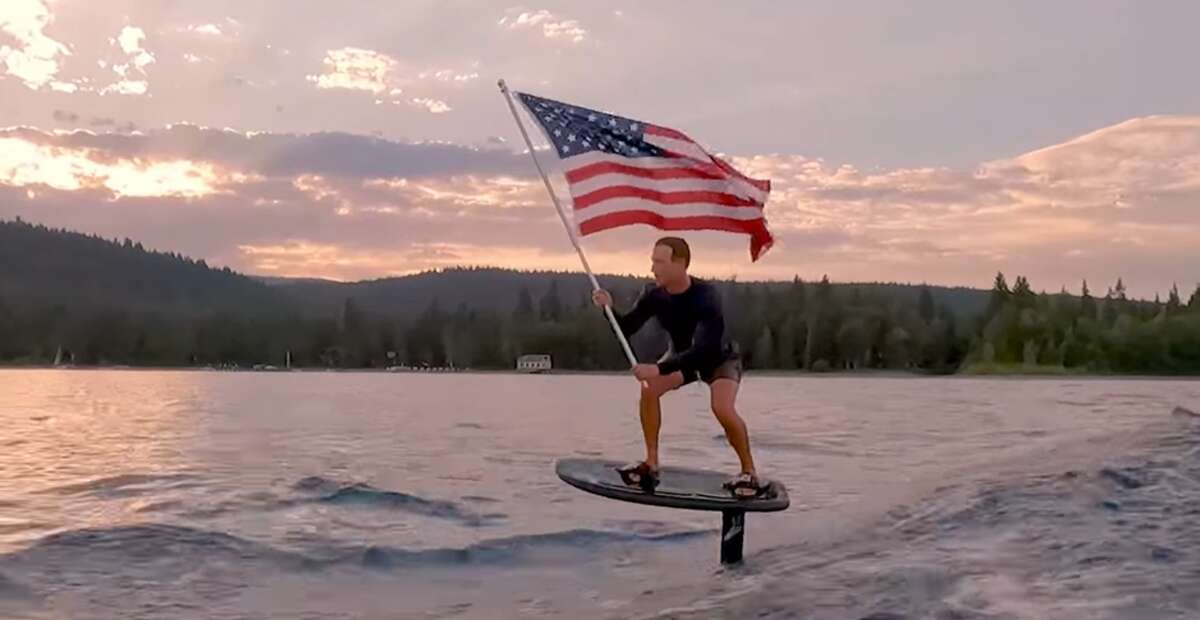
[3,217,1198,374]
[962,273,1200,374]
[9,272,1197,374]
[299,275,973,372]
[0,216,983,371]
[1,275,971,372]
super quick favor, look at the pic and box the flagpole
[497,78,641,373]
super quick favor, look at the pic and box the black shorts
[674,355,743,386]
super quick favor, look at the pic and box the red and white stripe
[557,125,775,261]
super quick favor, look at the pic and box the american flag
[515,91,774,262]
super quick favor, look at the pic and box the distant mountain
[3,218,1193,374]
[258,266,992,322]
[260,267,651,317]
[0,216,992,322]
[0,217,299,318]
[0,216,996,369]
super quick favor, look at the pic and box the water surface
[1,369,1197,619]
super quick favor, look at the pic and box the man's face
[651,243,684,285]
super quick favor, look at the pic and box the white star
[582,140,590,147]
[568,134,576,142]
[554,129,562,137]
[609,119,617,126]
[630,122,639,131]
[588,114,598,122]
[562,145,571,152]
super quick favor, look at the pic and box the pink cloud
[1,115,1197,299]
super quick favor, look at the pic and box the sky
[2,0,1198,299]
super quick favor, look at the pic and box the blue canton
[518,92,666,159]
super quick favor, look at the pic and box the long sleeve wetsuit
[613,278,737,378]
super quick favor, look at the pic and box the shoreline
[0,364,1196,380]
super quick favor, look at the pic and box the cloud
[1,115,1197,297]
[188,24,223,36]
[306,47,476,113]
[0,123,529,181]
[419,69,480,83]
[0,134,244,198]
[409,97,451,114]
[99,78,146,95]
[97,25,155,96]
[307,47,395,94]
[0,0,76,91]
[1,7,163,97]
[717,115,1200,294]
[499,9,587,43]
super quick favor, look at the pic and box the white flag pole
[497,79,641,373]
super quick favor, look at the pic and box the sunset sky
[2,1,1198,298]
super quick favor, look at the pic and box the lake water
[1,369,1198,619]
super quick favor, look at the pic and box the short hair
[655,236,690,267]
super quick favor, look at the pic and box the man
[592,236,765,498]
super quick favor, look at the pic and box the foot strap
[723,472,767,499]
[615,461,659,492]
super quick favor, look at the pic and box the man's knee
[641,373,682,399]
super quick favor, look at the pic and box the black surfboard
[554,457,789,512]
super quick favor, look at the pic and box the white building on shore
[516,354,551,373]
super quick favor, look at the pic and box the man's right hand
[592,288,612,308]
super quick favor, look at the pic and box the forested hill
[258,266,992,321]
[0,217,296,318]
[0,217,993,369]
[0,216,991,322]
[9,216,1194,375]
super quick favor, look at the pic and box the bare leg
[638,372,685,470]
[710,378,755,475]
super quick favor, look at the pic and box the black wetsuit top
[613,277,737,377]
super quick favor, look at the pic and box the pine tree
[1080,279,1096,320]
[789,275,807,316]
[1012,275,1035,307]
[753,326,775,369]
[989,272,1011,313]
[1101,295,1118,327]
[1167,283,1182,314]
[777,318,799,369]
[513,286,535,322]
[918,285,935,324]
[340,297,365,334]
[815,275,833,306]
[836,318,869,369]
[539,280,563,321]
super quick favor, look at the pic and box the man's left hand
[633,364,660,381]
